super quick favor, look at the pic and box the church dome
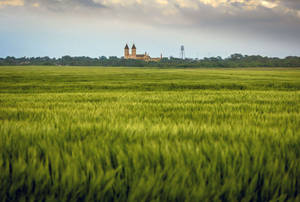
[132,44,136,49]
[124,44,129,49]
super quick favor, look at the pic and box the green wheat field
[0,66,299,201]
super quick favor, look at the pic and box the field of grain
[0,66,299,201]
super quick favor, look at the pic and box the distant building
[124,44,162,62]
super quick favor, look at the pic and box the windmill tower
[180,45,185,59]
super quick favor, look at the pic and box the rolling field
[0,66,300,201]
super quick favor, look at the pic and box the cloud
[2,0,106,11]
[29,0,299,21]
[281,0,300,10]
[1,0,300,43]
[1,0,299,15]
[196,0,280,9]
[0,0,24,7]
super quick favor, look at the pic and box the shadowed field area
[0,66,299,201]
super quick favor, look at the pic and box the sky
[0,0,300,58]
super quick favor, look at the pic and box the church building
[124,44,162,62]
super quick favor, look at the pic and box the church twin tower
[124,44,162,62]
[124,44,136,59]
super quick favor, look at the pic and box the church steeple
[131,44,136,57]
[124,44,129,58]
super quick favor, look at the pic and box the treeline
[1,54,300,67]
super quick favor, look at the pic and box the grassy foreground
[0,66,299,201]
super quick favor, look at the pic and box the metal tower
[180,45,185,59]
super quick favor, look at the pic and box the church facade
[124,44,162,62]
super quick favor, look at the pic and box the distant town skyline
[1,0,300,58]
